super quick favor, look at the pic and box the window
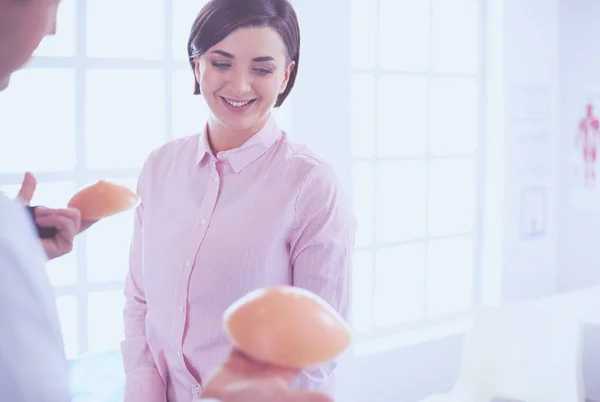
[349,0,483,341]
[0,0,292,359]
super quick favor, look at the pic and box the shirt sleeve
[0,196,71,402]
[121,161,166,402]
[288,163,357,391]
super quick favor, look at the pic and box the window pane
[173,0,209,61]
[0,181,75,210]
[378,75,428,158]
[430,77,478,156]
[374,243,425,327]
[39,181,77,207]
[352,250,373,333]
[87,0,164,59]
[432,0,479,74]
[86,178,137,283]
[34,0,76,57]
[0,69,76,173]
[376,160,427,243]
[47,248,78,287]
[379,0,430,71]
[56,295,79,359]
[172,69,209,138]
[85,69,165,170]
[352,162,374,247]
[351,74,375,158]
[0,182,78,286]
[428,157,477,236]
[426,236,474,316]
[350,0,376,69]
[88,291,125,354]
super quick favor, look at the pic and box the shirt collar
[196,114,282,173]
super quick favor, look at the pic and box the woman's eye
[254,68,273,75]
[212,62,231,69]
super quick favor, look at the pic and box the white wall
[558,0,600,291]
[292,1,565,401]
[500,0,561,302]
[558,1,600,399]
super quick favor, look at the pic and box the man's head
[0,0,59,90]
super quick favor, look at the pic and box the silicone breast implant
[67,180,141,221]
[223,286,352,369]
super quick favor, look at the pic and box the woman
[121,0,356,401]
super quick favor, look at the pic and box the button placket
[172,163,222,385]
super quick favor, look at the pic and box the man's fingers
[35,207,81,222]
[36,211,80,235]
[16,171,36,205]
[35,208,81,246]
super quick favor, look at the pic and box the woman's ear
[194,57,202,83]
[193,56,203,95]
[279,61,296,94]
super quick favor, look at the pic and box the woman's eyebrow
[209,50,275,62]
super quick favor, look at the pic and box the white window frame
[0,0,204,358]
[1,0,297,358]
[349,0,487,348]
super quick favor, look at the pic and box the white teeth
[225,99,252,107]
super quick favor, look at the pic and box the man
[1,1,83,401]
[0,1,333,401]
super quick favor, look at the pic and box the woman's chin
[213,110,268,133]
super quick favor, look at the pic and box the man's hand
[199,349,332,402]
[16,172,85,260]
[33,207,81,260]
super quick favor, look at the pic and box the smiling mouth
[221,97,257,107]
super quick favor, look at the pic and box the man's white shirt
[0,193,71,401]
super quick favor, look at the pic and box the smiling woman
[190,27,295,151]
[186,0,299,152]
[120,0,356,401]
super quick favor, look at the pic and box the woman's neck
[207,115,269,153]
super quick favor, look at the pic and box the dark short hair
[187,0,300,107]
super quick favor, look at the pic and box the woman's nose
[229,70,252,93]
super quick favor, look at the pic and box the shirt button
[201,219,207,225]
[177,351,182,357]
[179,305,184,312]
[185,260,191,267]
[194,385,200,394]
[213,176,219,183]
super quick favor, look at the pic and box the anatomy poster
[570,98,600,210]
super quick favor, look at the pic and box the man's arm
[0,195,71,402]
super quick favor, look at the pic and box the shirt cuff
[124,366,166,402]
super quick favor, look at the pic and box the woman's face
[195,26,295,134]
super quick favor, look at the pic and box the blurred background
[2,0,599,401]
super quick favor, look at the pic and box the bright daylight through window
[0,0,291,359]
[349,0,482,342]
[0,0,480,357]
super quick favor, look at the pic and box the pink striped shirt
[121,115,356,402]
